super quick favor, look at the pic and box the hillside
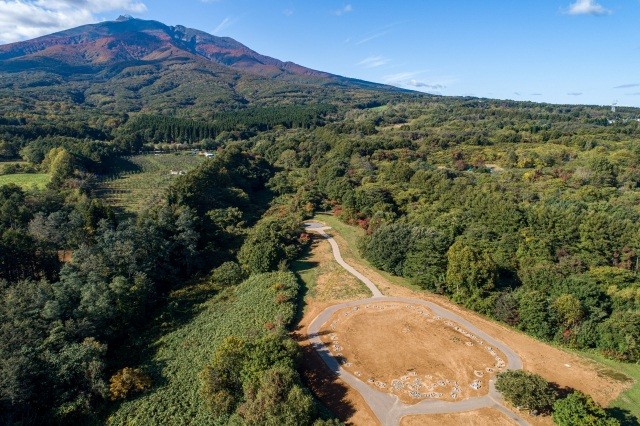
[0,16,407,118]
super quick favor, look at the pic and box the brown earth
[320,302,504,404]
[295,231,633,425]
[400,408,517,426]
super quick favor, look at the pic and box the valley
[0,10,639,426]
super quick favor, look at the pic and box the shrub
[109,368,152,400]
[495,370,557,414]
[210,261,244,287]
[552,391,619,426]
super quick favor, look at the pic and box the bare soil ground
[296,230,632,425]
[320,302,504,404]
[400,408,517,426]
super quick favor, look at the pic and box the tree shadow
[105,278,221,411]
[101,156,142,177]
[548,382,638,425]
[290,241,319,326]
[606,407,639,426]
[299,339,358,424]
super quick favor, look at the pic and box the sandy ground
[320,302,504,404]
[400,408,518,426]
[295,232,632,425]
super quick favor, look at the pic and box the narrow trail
[304,223,529,426]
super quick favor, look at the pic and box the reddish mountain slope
[0,16,333,78]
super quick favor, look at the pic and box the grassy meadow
[0,173,50,189]
[107,271,300,425]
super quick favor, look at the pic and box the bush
[552,391,619,426]
[210,261,244,287]
[495,370,557,414]
[109,367,152,400]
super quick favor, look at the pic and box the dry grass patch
[400,408,519,426]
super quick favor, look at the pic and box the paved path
[304,222,529,426]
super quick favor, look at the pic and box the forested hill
[0,16,408,117]
[2,14,640,426]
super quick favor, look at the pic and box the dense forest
[1,92,640,424]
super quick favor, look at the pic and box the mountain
[0,16,408,117]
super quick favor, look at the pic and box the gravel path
[304,223,529,426]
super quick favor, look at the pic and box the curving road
[304,223,529,426]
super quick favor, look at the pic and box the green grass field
[578,351,640,421]
[312,213,640,421]
[0,173,50,189]
[97,153,205,213]
[107,271,300,425]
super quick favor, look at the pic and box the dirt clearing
[320,302,505,404]
[400,408,518,426]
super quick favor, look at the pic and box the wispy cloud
[565,0,611,16]
[283,8,293,17]
[333,4,352,16]
[407,80,444,90]
[614,83,639,89]
[0,0,147,43]
[383,71,423,84]
[212,16,235,34]
[382,72,450,94]
[357,55,389,68]
[567,92,583,96]
[355,31,388,45]
[531,93,543,96]
[626,92,640,96]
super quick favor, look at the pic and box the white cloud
[212,16,235,34]
[333,4,352,16]
[406,79,445,90]
[0,0,146,43]
[567,92,583,96]
[382,72,452,94]
[383,71,422,84]
[283,8,293,17]
[566,0,611,16]
[357,55,389,69]
[614,83,639,89]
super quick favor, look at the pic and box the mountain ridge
[0,17,409,116]
[0,17,340,79]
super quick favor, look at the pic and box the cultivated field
[96,153,204,212]
[0,173,50,189]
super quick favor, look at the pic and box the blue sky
[1,1,640,107]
